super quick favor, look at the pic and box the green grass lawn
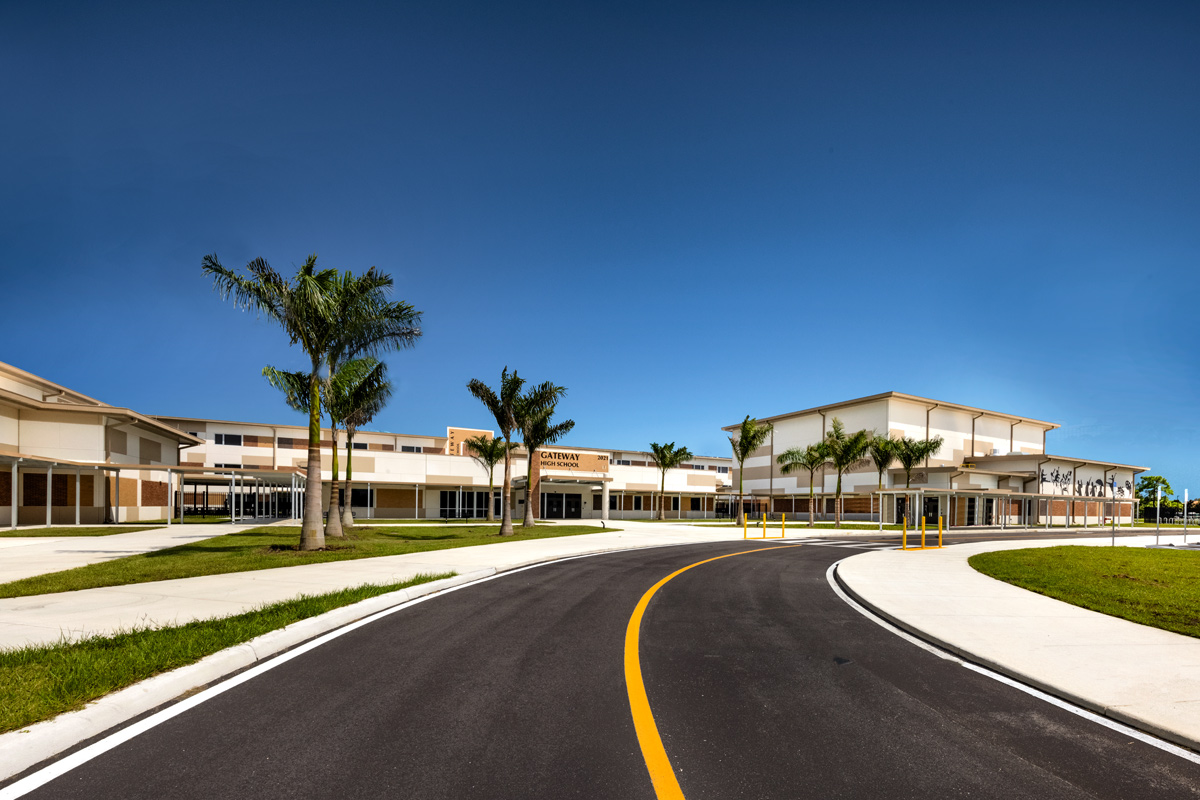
[0,526,160,538]
[970,546,1200,639]
[0,524,612,599]
[0,574,451,734]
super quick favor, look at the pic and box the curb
[0,569,495,785]
[831,559,1200,755]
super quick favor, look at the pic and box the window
[609,495,618,510]
[186,431,201,438]
[671,496,680,511]
[633,496,643,511]
[614,459,631,466]
[353,442,368,450]
[690,497,701,511]
[350,488,373,507]
[400,445,420,453]
[214,433,242,446]
[214,463,241,469]
[717,466,729,474]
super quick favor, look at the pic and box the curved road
[14,540,1200,799]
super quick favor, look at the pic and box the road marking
[624,545,803,800]
[825,559,1200,766]
[0,540,725,800]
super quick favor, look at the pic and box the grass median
[969,546,1200,639]
[0,574,452,734]
[0,524,610,599]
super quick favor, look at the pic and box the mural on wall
[1042,469,1130,497]
[1042,468,1073,495]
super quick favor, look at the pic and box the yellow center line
[624,544,803,799]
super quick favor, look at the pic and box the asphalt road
[17,540,1200,799]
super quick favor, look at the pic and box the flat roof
[155,415,733,463]
[722,392,1059,431]
[970,453,1148,472]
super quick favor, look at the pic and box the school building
[725,392,1145,527]
[151,416,735,521]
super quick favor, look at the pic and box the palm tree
[467,368,524,535]
[869,436,896,490]
[204,253,421,550]
[893,435,946,488]
[729,416,773,525]
[649,442,694,520]
[339,359,391,529]
[823,417,871,528]
[777,443,828,527]
[515,383,573,528]
[464,434,513,522]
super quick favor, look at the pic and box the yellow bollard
[902,518,907,550]
[938,515,943,548]
[782,512,786,538]
[921,517,926,549]
[743,514,747,539]
[761,513,766,539]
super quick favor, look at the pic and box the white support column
[166,470,173,527]
[601,482,610,522]
[115,468,121,524]
[45,466,53,527]
[180,473,185,524]
[229,473,235,523]
[367,482,372,519]
[10,461,17,529]
[75,469,81,526]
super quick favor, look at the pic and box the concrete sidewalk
[0,522,748,650]
[836,532,1200,751]
[0,524,261,584]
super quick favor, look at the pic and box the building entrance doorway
[540,492,582,519]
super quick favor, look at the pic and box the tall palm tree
[339,359,391,529]
[263,358,390,535]
[464,434,513,522]
[777,443,828,527]
[823,417,872,528]
[729,416,773,525]
[869,435,897,490]
[893,435,946,488]
[467,368,524,535]
[649,442,694,520]
[869,435,896,524]
[204,253,421,550]
[515,383,573,528]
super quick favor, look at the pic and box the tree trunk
[499,439,514,535]
[835,473,843,528]
[522,449,537,528]
[735,469,745,526]
[486,470,495,523]
[658,472,666,520]
[341,431,354,529]
[808,478,815,527]
[325,426,344,539]
[299,375,325,551]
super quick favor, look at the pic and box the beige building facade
[153,416,735,521]
[725,392,1144,527]
[0,362,204,525]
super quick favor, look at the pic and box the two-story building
[152,416,735,521]
[724,392,1144,527]
[0,361,203,525]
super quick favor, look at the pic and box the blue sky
[2,1,1197,491]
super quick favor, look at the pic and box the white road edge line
[0,541,707,800]
[825,558,1200,766]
